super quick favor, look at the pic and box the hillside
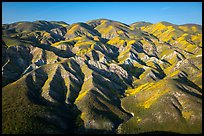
[2,19,202,134]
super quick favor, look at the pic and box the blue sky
[2,2,202,25]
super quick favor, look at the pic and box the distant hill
[130,21,152,28]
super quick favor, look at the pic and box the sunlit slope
[88,19,145,39]
[2,59,84,134]
[64,22,101,40]
[141,22,202,51]
[118,78,202,134]
[3,57,133,133]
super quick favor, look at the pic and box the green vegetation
[2,36,31,47]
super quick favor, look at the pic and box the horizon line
[2,18,202,26]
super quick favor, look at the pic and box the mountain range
[2,19,202,134]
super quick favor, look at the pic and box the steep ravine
[115,99,134,134]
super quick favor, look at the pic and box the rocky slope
[2,19,202,134]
